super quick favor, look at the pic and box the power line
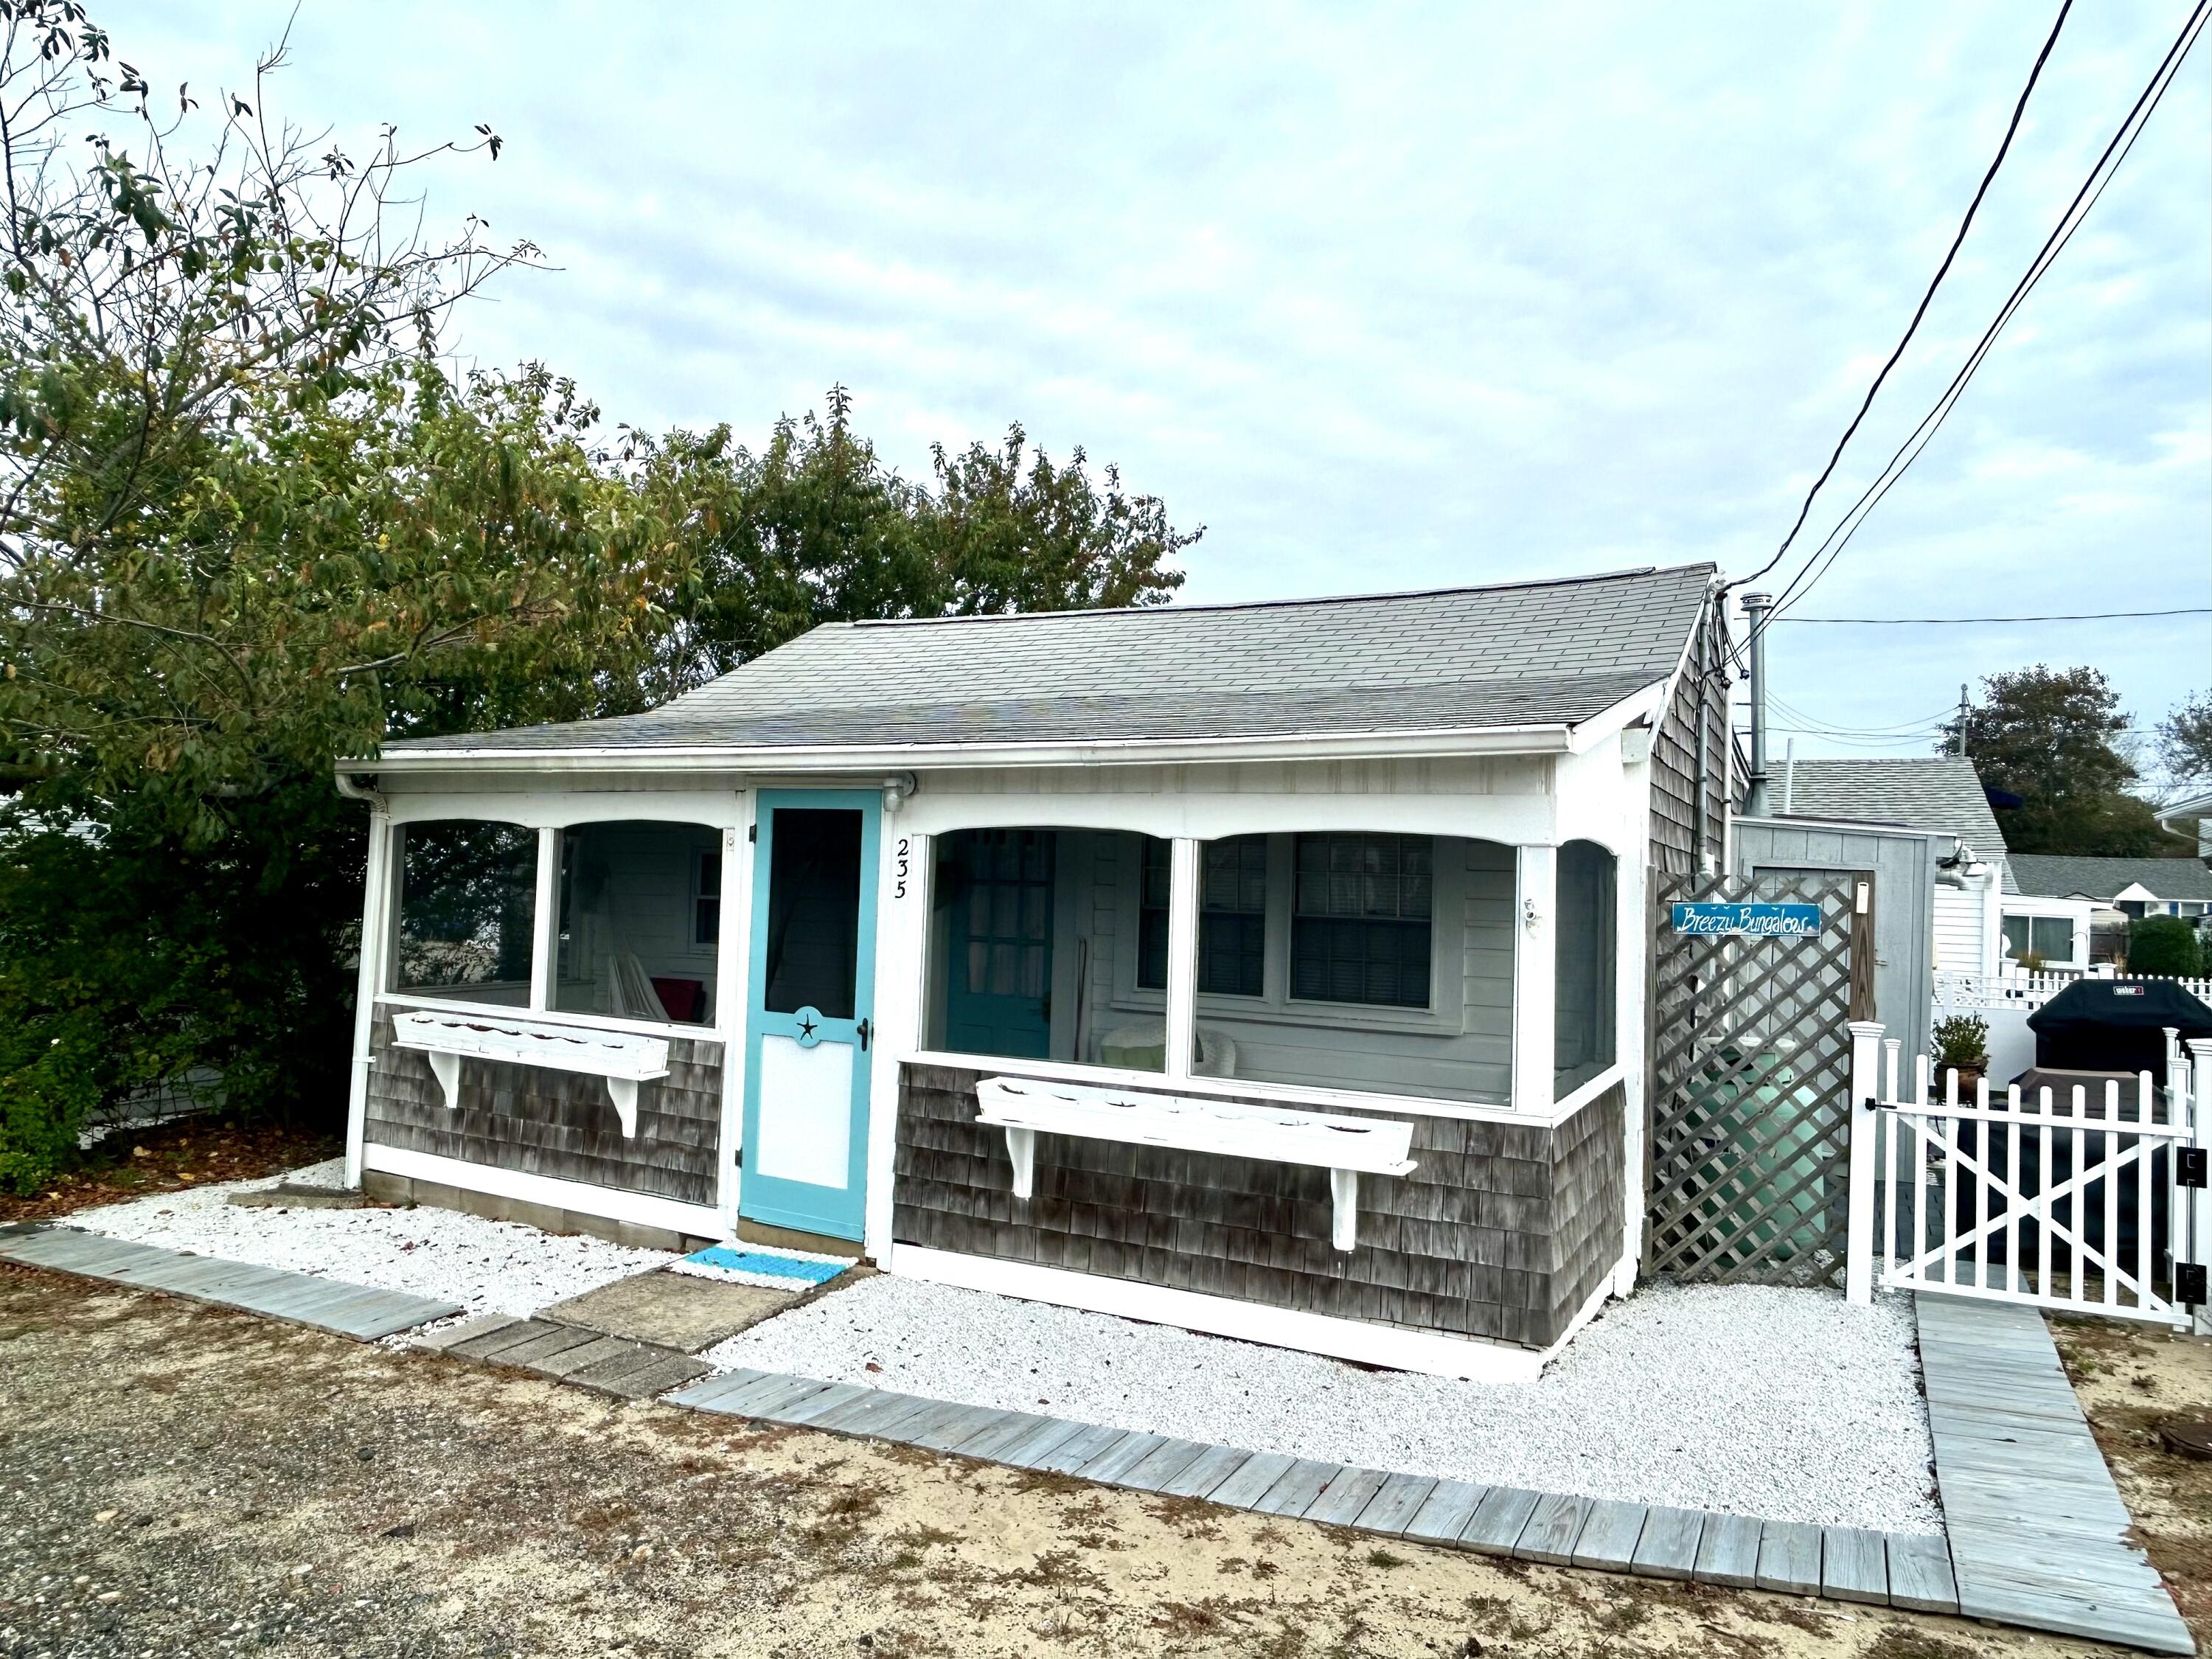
[1759,0,2211,628]
[1730,1,2072,599]
[1775,606,2212,625]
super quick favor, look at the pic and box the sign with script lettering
[1670,902,1823,938]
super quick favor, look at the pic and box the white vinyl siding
[1932,880,1986,975]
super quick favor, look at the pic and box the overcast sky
[116,3,2212,768]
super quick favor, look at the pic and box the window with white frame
[1290,832,1433,1009]
[390,821,539,1006]
[2002,914,2075,964]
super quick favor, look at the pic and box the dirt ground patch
[0,1118,341,1225]
[2050,1315,2212,1648]
[0,1265,2146,1659]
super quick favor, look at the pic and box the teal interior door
[943,828,1054,1060]
[740,791,880,1241]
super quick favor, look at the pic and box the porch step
[426,1314,710,1400]
[0,1225,459,1340]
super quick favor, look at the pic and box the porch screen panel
[1553,839,1617,1098]
[924,828,1165,1071]
[391,821,538,1006]
[1178,833,1514,1103]
[554,821,724,1025]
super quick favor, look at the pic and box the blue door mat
[674,1244,852,1290]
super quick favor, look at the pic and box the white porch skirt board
[888,1244,1618,1384]
[361,1144,725,1241]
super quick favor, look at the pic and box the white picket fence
[1842,1024,2210,1334]
[1933,968,2212,1011]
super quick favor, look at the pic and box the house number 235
[894,837,911,898]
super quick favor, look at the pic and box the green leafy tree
[2126,914,2202,978]
[1942,667,2189,856]
[2158,691,2212,786]
[0,9,1200,1192]
[647,387,1198,689]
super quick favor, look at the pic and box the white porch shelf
[974,1074,1416,1251]
[391,1009,669,1137]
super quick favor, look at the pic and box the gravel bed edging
[701,1273,1940,1533]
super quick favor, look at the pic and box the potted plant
[1933,1013,1990,1096]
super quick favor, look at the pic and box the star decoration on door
[798,1015,818,1040]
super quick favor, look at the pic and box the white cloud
[110,0,2212,750]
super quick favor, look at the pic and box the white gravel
[69,1161,673,1320]
[707,1276,1939,1533]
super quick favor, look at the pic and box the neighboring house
[335,563,1731,1382]
[2155,786,2212,860]
[1768,756,2023,976]
[2007,854,2212,964]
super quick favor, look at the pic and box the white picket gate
[1841,1024,2211,1333]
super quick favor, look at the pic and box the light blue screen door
[740,790,880,1241]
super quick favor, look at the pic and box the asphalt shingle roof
[2007,854,2212,902]
[1778,758,2008,859]
[382,562,1716,758]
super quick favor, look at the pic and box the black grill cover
[2026,978,2212,1082]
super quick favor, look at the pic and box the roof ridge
[840,560,1714,630]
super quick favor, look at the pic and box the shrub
[2127,915,2203,978]
[1933,1013,1989,1074]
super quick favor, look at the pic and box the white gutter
[347,719,1582,779]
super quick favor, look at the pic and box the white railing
[1842,1023,2210,1334]
[1933,969,2212,1012]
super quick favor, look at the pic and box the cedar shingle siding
[894,1063,1624,1349]
[363,1010,722,1206]
[1647,594,1727,877]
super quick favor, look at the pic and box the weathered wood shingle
[894,1065,1624,1349]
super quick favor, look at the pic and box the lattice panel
[1645,872,1861,1286]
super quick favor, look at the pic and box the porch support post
[344,807,394,1189]
[529,825,560,1012]
[1164,838,1200,1079]
[1511,844,1557,1113]
[1846,1018,1885,1307]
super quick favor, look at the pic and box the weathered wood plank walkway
[12,1224,2191,1652]
[660,1364,1957,1616]
[0,1224,461,1340]
[1917,1295,2194,1655]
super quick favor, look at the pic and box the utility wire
[1775,606,2212,625]
[1757,0,2211,630]
[1729,1,2072,600]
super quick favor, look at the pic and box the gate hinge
[2180,1147,2208,1190]
[2177,1261,2208,1310]
[748,824,757,844]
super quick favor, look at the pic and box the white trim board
[886,1244,1604,1383]
[900,1049,1619,1130]
[361,1144,726,1241]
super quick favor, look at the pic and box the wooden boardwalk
[9,1222,2194,1652]
[662,1364,1960,1613]
[1917,1295,2194,1654]
[0,1224,461,1340]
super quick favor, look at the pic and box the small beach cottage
[339,562,1730,1379]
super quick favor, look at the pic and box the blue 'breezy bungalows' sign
[1671,902,1823,937]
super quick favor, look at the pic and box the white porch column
[1511,844,1557,1113]
[1164,838,1200,1079]
[344,809,395,1189]
[529,825,560,1012]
